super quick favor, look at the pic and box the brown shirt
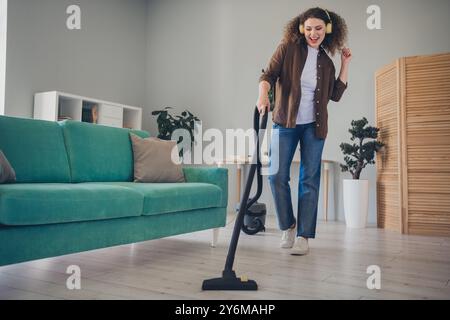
[260,38,347,139]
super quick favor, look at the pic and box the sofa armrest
[183,166,228,208]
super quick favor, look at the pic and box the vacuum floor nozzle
[202,271,257,291]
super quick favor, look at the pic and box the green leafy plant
[151,107,200,157]
[340,117,385,180]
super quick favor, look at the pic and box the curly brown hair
[282,7,348,56]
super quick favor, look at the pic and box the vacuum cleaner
[242,202,266,235]
[239,201,266,235]
[202,106,268,291]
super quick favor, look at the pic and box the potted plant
[151,107,200,158]
[340,117,384,228]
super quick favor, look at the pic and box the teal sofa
[0,115,228,266]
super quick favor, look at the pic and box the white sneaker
[280,225,296,249]
[290,237,309,255]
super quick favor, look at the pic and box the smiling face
[303,18,326,48]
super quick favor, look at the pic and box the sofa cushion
[97,182,222,215]
[0,183,144,226]
[0,116,71,183]
[182,167,228,208]
[60,121,150,183]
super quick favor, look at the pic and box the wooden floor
[1,214,450,300]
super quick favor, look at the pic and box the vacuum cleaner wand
[202,107,268,290]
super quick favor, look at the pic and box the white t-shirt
[296,45,318,124]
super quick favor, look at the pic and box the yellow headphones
[299,8,332,34]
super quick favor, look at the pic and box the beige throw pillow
[0,150,16,184]
[130,133,185,183]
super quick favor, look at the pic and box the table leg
[237,165,242,203]
[323,163,330,222]
[210,228,219,247]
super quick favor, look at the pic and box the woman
[257,7,351,255]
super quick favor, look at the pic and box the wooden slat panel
[407,147,450,173]
[409,173,450,194]
[399,58,409,233]
[376,62,401,232]
[408,225,450,237]
[403,133,450,146]
[376,52,450,236]
[408,192,450,213]
[404,53,450,236]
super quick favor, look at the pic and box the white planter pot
[343,179,369,228]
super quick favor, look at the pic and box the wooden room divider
[375,52,450,236]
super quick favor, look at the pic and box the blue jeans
[268,122,325,238]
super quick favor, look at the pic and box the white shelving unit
[33,91,142,130]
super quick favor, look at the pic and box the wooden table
[215,156,336,221]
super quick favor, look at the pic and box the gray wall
[5,0,148,117]
[146,0,450,224]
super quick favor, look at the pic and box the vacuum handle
[246,107,268,209]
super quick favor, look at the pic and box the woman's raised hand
[341,47,352,65]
